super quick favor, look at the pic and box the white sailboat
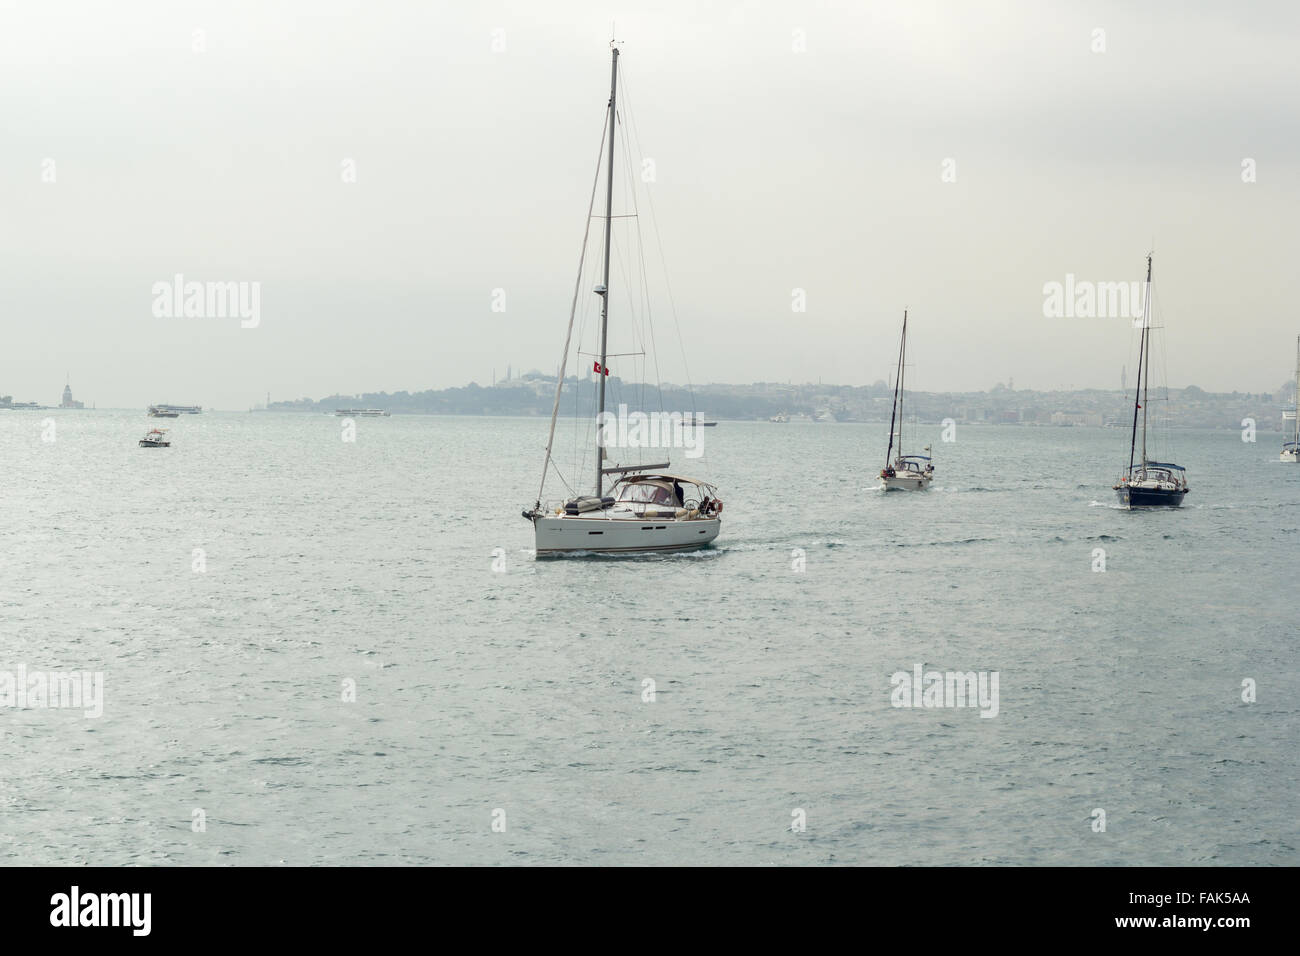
[522,47,723,555]
[879,309,934,490]
[1281,335,1298,462]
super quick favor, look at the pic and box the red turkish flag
[593,361,609,376]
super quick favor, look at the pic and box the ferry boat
[334,408,390,417]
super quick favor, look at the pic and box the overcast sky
[2,1,1298,409]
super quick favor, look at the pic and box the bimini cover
[614,479,681,506]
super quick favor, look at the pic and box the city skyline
[3,360,1296,413]
[4,363,1296,403]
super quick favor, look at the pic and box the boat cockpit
[607,474,721,518]
[1123,462,1187,489]
[883,455,933,478]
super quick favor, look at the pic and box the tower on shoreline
[60,376,85,409]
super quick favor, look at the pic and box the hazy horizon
[13,371,1287,413]
[4,1,1298,409]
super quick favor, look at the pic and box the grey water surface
[2,411,1296,865]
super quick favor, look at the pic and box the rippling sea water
[3,410,1296,865]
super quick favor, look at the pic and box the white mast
[594,47,618,497]
[1140,254,1152,473]
[898,310,907,459]
[1126,255,1152,480]
[884,310,906,468]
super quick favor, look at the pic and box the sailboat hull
[533,514,721,555]
[882,474,932,491]
[1114,486,1186,508]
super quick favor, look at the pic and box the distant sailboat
[521,46,723,555]
[1282,335,1298,462]
[1113,254,1188,507]
[879,309,933,490]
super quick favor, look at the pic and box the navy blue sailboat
[1114,254,1188,508]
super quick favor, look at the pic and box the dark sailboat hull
[1114,485,1186,508]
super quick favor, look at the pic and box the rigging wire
[616,91,664,429]
[547,55,707,492]
[534,113,609,508]
[619,69,699,422]
[1151,283,1176,465]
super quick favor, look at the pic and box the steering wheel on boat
[684,497,700,510]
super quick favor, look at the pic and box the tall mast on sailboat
[1127,255,1152,478]
[885,309,906,467]
[594,47,619,497]
[1294,335,1299,448]
[898,310,907,458]
[1140,254,1152,473]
